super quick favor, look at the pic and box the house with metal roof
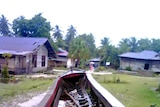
[50,48,69,67]
[119,50,160,72]
[0,36,56,74]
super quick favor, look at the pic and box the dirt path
[0,90,47,107]
[17,91,48,107]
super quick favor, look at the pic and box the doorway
[144,63,149,70]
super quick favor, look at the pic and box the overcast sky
[1,0,160,46]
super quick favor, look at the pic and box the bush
[1,66,9,78]
[156,83,160,92]
[0,78,10,83]
[95,66,106,72]
[125,66,132,71]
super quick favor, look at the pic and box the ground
[0,71,110,107]
[0,90,47,107]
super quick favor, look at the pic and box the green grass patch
[93,74,160,107]
[0,77,54,102]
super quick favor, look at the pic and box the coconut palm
[65,25,77,50]
[52,25,63,40]
[0,15,11,36]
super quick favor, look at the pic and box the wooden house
[89,58,101,68]
[0,36,56,74]
[119,50,160,72]
[50,48,69,67]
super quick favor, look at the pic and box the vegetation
[12,13,52,39]
[65,25,77,51]
[1,66,9,79]
[94,74,160,107]
[0,77,54,102]
[0,15,11,36]
[68,37,90,68]
[1,53,12,79]
[156,83,160,92]
[0,71,159,107]
[95,66,106,72]
[2,14,160,69]
[125,66,132,71]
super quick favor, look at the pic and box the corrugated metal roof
[0,36,56,56]
[57,48,68,56]
[89,58,101,62]
[0,36,47,51]
[119,50,160,60]
[0,49,33,55]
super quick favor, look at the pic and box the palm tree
[52,25,63,40]
[118,38,131,53]
[0,15,11,36]
[101,37,110,46]
[65,25,77,50]
[129,37,138,52]
[68,37,90,68]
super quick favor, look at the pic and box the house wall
[14,56,26,74]
[151,60,160,72]
[120,58,145,71]
[26,54,32,73]
[0,45,50,73]
[0,57,16,71]
[120,57,160,72]
[32,45,48,72]
[0,56,26,74]
[8,58,16,71]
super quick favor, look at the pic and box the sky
[1,0,160,47]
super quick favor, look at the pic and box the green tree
[65,25,77,50]
[151,39,160,52]
[52,25,66,48]
[98,37,119,68]
[55,38,67,49]
[79,33,96,57]
[98,37,111,65]
[129,37,139,52]
[68,37,90,68]
[29,13,52,38]
[101,37,110,46]
[0,15,11,36]
[118,37,139,54]
[118,38,130,52]
[52,25,63,40]
[1,53,12,78]
[138,38,152,51]
[12,16,29,37]
[12,13,52,38]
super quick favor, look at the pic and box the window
[42,56,45,67]
[32,55,37,67]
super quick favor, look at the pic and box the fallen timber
[39,69,125,107]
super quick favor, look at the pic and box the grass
[93,74,160,107]
[0,71,160,107]
[0,77,54,102]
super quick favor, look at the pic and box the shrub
[1,66,9,78]
[125,66,132,71]
[96,66,106,72]
[156,83,160,92]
